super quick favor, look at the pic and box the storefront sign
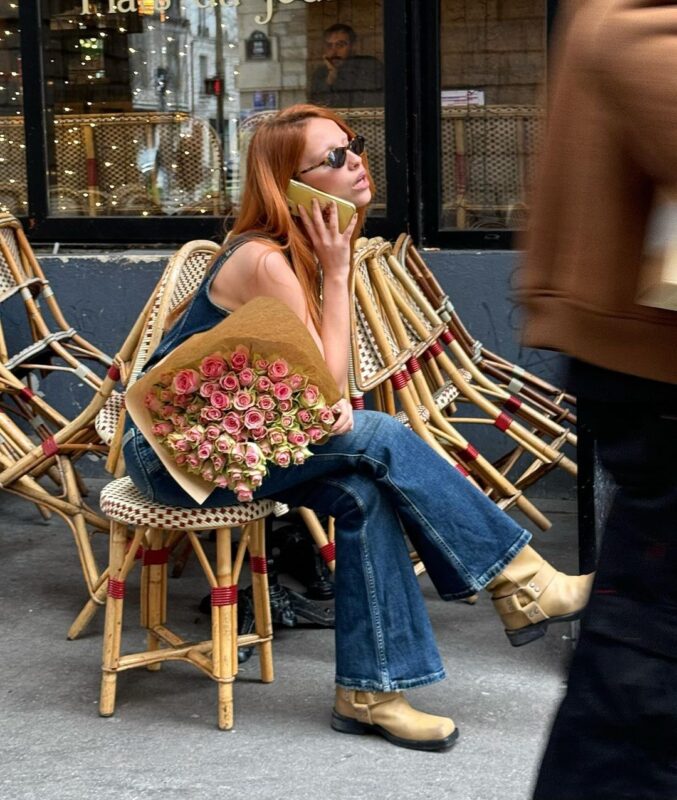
[79,0,328,26]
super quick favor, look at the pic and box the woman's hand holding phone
[297,198,358,280]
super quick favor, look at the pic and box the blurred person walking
[519,2,677,798]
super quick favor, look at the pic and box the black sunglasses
[297,135,366,175]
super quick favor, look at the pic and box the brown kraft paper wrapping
[126,296,341,504]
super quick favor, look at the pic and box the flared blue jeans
[123,410,530,691]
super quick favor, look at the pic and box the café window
[37,0,386,221]
[0,2,25,217]
[438,1,547,232]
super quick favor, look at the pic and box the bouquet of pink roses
[144,347,336,502]
[126,297,341,504]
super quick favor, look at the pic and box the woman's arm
[297,200,358,394]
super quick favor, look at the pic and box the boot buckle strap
[520,599,548,623]
[523,562,557,599]
[493,594,523,615]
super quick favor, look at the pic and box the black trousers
[532,362,677,800]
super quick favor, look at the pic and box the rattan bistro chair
[98,480,274,730]
[95,239,276,729]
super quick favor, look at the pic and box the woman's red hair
[229,104,374,330]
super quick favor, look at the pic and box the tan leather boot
[487,545,594,647]
[331,687,458,751]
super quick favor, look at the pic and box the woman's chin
[353,188,373,209]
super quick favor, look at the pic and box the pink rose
[197,441,213,460]
[251,427,268,440]
[264,410,276,423]
[289,373,305,391]
[318,407,335,426]
[235,483,254,503]
[300,385,320,408]
[172,369,201,396]
[201,466,215,482]
[307,425,325,443]
[259,441,272,457]
[223,412,243,436]
[186,454,201,470]
[168,434,191,453]
[175,453,187,466]
[184,426,204,444]
[245,443,263,468]
[257,394,275,411]
[244,408,265,430]
[287,430,310,447]
[151,421,173,437]
[210,390,231,410]
[233,391,254,411]
[215,475,229,489]
[272,382,292,401]
[219,372,240,391]
[161,405,176,419]
[159,389,173,403]
[268,359,289,382]
[227,467,243,482]
[256,375,273,392]
[199,380,219,399]
[171,413,186,428]
[173,394,191,409]
[230,442,246,464]
[144,392,163,413]
[230,348,249,372]
[200,406,223,423]
[297,409,313,425]
[248,472,264,488]
[293,449,308,465]
[278,399,293,412]
[205,424,221,441]
[211,454,225,472]
[280,414,295,429]
[273,447,292,467]
[200,354,227,379]
[186,402,203,415]
[254,357,269,371]
[268,429,286,446]
[239,367,256,387]
[216,434,235,453]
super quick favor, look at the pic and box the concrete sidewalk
[2,486,580,800]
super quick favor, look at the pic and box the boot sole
[331,710,459,752]
[505,610,581,647]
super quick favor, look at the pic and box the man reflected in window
[309,24,384,109]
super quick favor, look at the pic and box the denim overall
[123,236,531,692]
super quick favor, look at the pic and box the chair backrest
[349,238,412,394]
[128,239,220,387]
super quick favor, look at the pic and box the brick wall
[441,0,546,105]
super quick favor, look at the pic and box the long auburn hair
[228,104,374,330]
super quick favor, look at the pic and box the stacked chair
[348,236,578,534]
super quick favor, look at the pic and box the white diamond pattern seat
[100,476,275,529]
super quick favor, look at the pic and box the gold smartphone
[286,179,356,234]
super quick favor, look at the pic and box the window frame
[16,0,556,246]
[417,0,559,249]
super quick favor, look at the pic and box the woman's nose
[346,149,362,169]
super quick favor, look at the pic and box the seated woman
[123,104,592,752]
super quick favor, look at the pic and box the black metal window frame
[416,0,559,249]
[17,0,555,247]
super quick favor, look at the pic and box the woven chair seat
[100,476,275,529]
[394,404,430,428]
[94,391,124,445]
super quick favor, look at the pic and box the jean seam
[321,476,392,690]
